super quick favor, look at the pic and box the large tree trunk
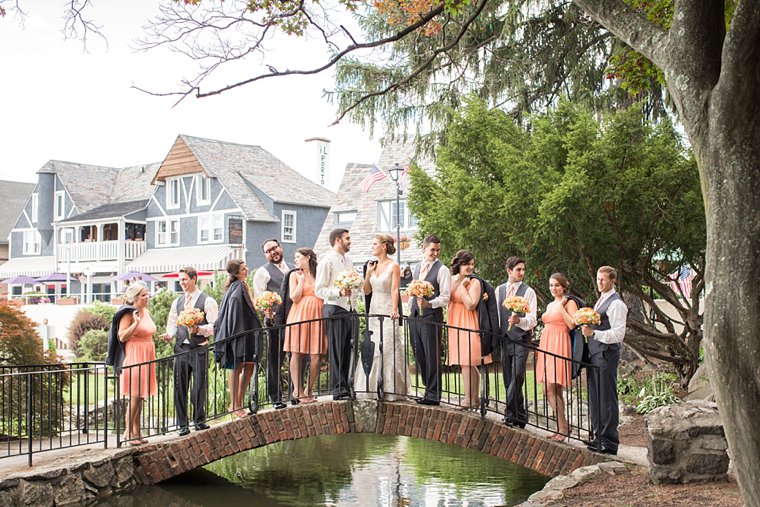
[699,88,760,507]
[573,1,760,504]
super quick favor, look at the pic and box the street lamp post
[388,163,404,266]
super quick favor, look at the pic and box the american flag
[669,266,694,299]
[397,164,411,184]
[361,165,386,192]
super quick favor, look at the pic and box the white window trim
[198,213,224,244]
[54,191,65,221]
[334,210,357,227]
[155,218,180,247]
[166,178,180,210]
[377,199,417,232]
[281,210,296,243]
[196,175,211,206]
[22,229,42,255]
[31,193,39,223]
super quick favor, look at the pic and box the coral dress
[284,282,326,354]
[536,303,573,386]
[446,282,492,367]
[120,310,157,398]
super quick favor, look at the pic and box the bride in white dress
[354,234,410,400]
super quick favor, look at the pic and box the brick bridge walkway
[0,399,614,505]
[135,399,610,484]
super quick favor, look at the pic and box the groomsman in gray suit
[409,235,450,405]
[253,239,292,410]
[496,256,537,428]
[582,266,628,455]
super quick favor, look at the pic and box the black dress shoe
[586,442,600,452]
[416,399,439,406]
[195,422,210,431]
[178,427,190,436]
[598,446,618,455]
[333,393,349,401]
[274,401,288,409]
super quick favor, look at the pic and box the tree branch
[572,0,667,66]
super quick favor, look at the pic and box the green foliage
[635,372,680,414]
[0,303,63,437]
[66,308,109,351]
[148,289,178,359]
[76,329,109,362]
[89,300,116,322]
[0,302,54,366]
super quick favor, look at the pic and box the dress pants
[174,344,208,428]
[409,312,441,401]
[324,304,354,397]
[265,318,287,403]
[587,347,621,451]
[502,339,530,426]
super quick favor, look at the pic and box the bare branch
[62,0,107,50]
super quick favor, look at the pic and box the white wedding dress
[354,266,410,400]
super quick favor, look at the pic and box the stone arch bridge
[134,400,611,485]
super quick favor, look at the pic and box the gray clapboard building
[0,134,334,300]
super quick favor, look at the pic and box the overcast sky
[0,1,381,191]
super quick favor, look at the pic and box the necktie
[185,293,192,310]
[594,296,604,311]
[419,261,431,280]
[506,284,515,298]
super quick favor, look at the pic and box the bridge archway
[133,400,610,485]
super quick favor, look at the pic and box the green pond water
[95,434,549,506]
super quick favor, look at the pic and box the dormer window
[167,178,180,209]
[196,175,211,205]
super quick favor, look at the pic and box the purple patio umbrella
[114,271,158,282]
[36,272,75,283]
[1,275,39,285]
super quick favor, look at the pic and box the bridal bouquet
[405,280,434,315]
[334,269,363,293]
[573,307,601,327]
[177,307,205,328]
[502,295,531,331]
[253,291,282,314]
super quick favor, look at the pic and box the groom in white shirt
[582,266,627,455]
[315,228,357,400]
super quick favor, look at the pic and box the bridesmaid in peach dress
[118,282,157,444]
[446,250,492,410]
[536,273,577,441]
[283,248,325,402]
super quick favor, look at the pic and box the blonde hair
[376,234,396,255]
[124,281,148,305]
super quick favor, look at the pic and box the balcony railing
[58,240,147,263]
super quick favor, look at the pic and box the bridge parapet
[134,400,610,485]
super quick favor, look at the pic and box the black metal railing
[0,314,599,465]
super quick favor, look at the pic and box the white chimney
[305,137,331,187]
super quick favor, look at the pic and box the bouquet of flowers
[405,279,434,315]
[502,295,531,331]
[399,235,411,250]
[573,307,601,327]
[178,307,205,328]
[253,291,282,314]
[334,269,363,293]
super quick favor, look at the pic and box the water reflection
[97,434,548,506]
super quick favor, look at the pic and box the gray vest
[497,282,532,342]
[175,292,209,352]
[589,292,622,354]
[410,260,444,322]
[263,263,288,293]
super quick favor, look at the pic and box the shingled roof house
[315,141,432,270]
[0,180,36,266]
[0,134,334,301]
